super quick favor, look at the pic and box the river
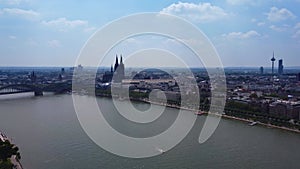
[0,94,299,169]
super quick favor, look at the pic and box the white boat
[155,147,165,154]
[249,121,257,126]
[195,111,205,116]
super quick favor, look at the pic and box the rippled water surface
[0,94,299,169]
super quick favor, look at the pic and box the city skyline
[1,1,300,167]
[1,0,300,67]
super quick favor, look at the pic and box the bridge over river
[0,83,71,96]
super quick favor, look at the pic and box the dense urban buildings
[1,52,300,129]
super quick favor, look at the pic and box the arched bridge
[0,84,43,96]
[0,83,71,96]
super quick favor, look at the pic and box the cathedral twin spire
[112,54,125,82]
[114,54,123,72]
[103,54,125,83]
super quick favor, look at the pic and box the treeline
[0,140,21,169]
[94,88,300,130]
[225,100,300,130]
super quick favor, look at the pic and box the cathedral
[102,54,125,83]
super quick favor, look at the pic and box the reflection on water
[0,93,36,100]
[0,92,55,101]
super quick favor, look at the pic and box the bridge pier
[34,91,43,96]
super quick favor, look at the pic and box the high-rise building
[278,59,283,75]
[271,52,276,75]
[298,73,300,81]
[260,66,264,74]
[30,71,36,82]
[61,68,65,74]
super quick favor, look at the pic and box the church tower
[114,55,119,72]
[111,54,125,83]
[118,55,125,80]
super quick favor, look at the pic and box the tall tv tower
[271,51,276,75]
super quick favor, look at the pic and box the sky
[1,0,300,68]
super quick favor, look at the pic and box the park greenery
[0,140,21,169]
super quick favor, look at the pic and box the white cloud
[292,30,300,38]
[251,18,256,22]
[257,22,265,26]
[8,0,22,5]
[294,22,300,29]
[9,35,16,39]
[269,25,288,32]
[84,26,96,33]
[293,23,300,38]
[124,38,139,43]
[27,38,38,46]
[42,17,88,31]
[47,40,61,48]
[160,2,228,23]
[0,0,28,5]
[1,8,39,20]
[227,0,255,5]
[222,30,261,39]
[266,7,296,22]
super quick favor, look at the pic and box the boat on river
[155,147,165,154]
[249,121,258,126]
[195,111,206,116]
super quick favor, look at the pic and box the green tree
[0,140,21,169]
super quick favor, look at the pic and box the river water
[0,94,299,169]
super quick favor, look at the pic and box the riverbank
[118,96,300,134]
[220,114,300,133]
[92,92,300,134]
[0,131,23,169]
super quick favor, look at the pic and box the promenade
[139,98,300,134]
[0,131,23,169]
